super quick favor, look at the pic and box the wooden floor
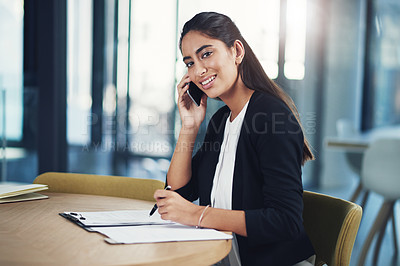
[315,180,400,266]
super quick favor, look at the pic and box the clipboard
[59,210,175,228]
[59,213,97,232]
[59,210,233,244]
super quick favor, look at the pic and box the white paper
[63,210,175,226]
[94,224,233,244]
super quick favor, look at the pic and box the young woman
[154,12,315,265]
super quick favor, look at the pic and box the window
[0,0,24,141]
[115,0,176,157]
[67,0,93,145]
[362,0,400,129]
[284,0,307,80]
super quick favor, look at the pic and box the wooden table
[0,192,231,265]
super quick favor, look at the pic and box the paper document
[95,224,233,244]
[62,210,175,227]
[60,209,232,244]
[0,183,48,201]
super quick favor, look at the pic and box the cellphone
[187,82,205,107]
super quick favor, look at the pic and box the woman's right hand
[176,74,207,131]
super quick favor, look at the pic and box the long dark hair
[179,12,314,164]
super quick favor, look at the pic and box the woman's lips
[200,75,216,90]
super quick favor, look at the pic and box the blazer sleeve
[244,108,306,246]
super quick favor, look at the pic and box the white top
[210,101,249,209]
[210,101,249,266]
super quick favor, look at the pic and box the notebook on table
[0,183,48,203]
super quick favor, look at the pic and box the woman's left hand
[154,189,202,226]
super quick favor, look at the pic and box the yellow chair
[33,172,165,202]
[303,190,363,266]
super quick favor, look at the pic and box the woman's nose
[194,63,206,77]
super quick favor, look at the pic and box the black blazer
[175,91,315,265]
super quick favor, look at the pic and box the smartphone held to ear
[187,82,205,107]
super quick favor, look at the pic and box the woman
[154,12,315,265]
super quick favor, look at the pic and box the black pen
[149,185,171,216]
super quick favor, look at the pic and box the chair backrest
[303,191,362,266]
[361,138,400,200]
[33,172,165,202]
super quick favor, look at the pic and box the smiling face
[181,31,242,100]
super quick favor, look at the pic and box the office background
[0,0,399,265]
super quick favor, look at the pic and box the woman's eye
[186,62,194,68]
[202,51,212,58]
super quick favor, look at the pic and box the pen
[149,185,171,216]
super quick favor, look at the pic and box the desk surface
[325,125,400,152]
[0,192,231,266]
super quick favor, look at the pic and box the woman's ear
[234,40,245,65]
